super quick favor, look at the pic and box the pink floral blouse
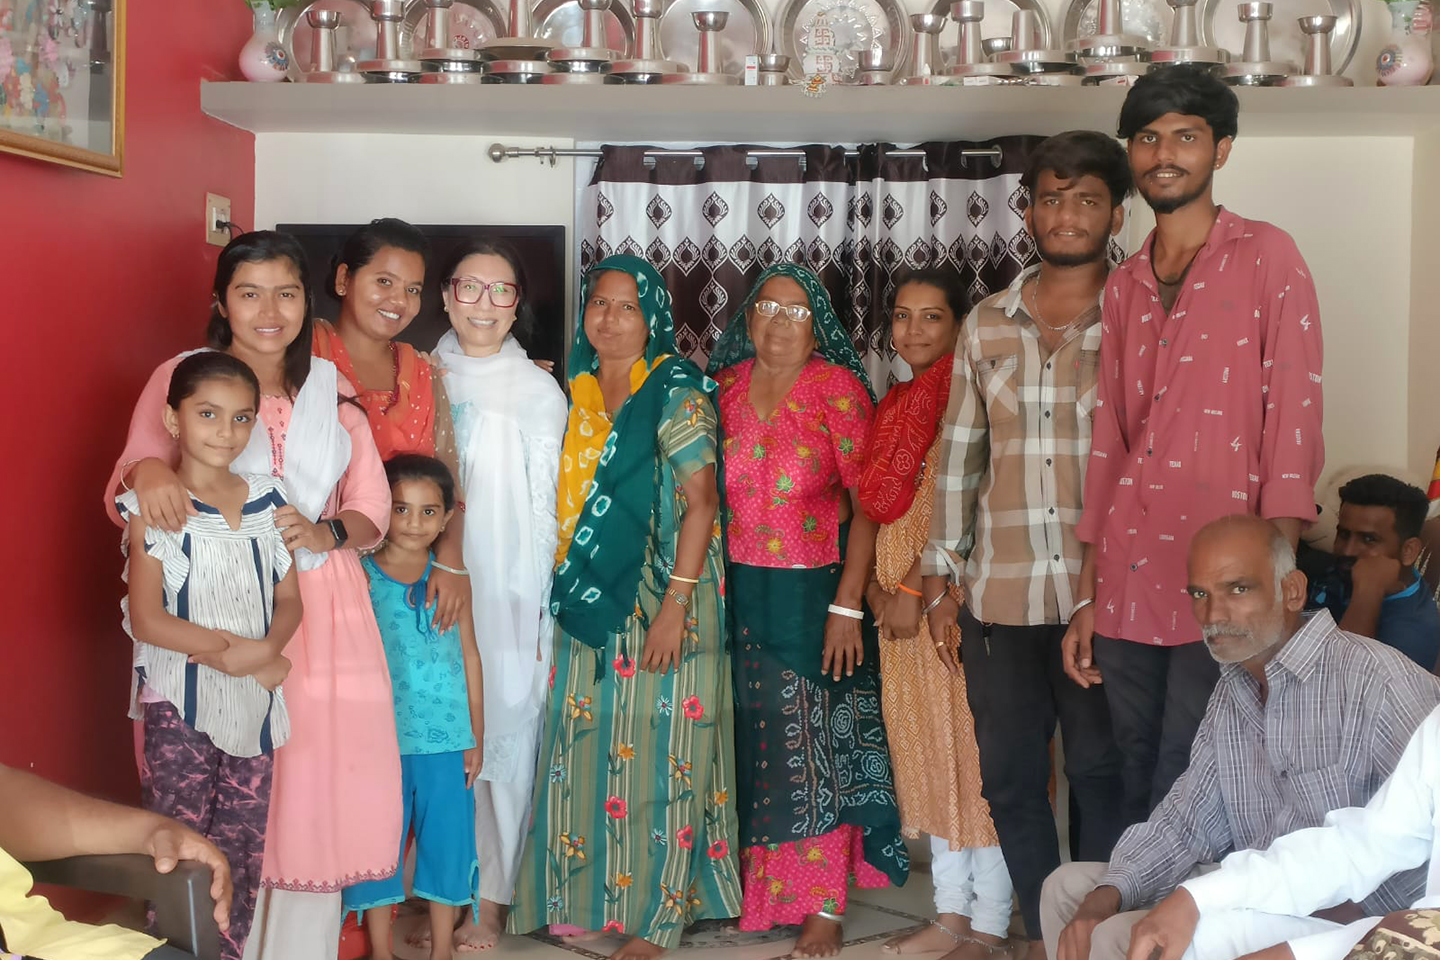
[717,357,873,569]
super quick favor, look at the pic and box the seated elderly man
[1307,474,1440,671]
[1040,514,1440,960]
[0,761,231,959]
[1128,701,1440,960]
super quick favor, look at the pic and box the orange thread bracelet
[896,583,923,598]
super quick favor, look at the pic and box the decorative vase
[239,4,290,82]
[1376,0,1433,86]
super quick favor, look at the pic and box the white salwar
[437,331,567,904]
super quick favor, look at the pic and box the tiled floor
[389,874,944,960]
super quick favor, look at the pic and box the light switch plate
[205,192,232,247]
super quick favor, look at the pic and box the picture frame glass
[0,0,123,175]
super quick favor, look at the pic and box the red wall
[0,2,256,801]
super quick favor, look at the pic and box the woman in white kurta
[434,240,567,951]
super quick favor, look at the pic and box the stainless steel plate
[778,0,909,78]
[658,0,771,75]
[534,0,637,55]
[278,0,376,80]
[1205,0,1359,73]
[403,0,507,51]
[1061,0,1178,46]
[929,0,1052,67]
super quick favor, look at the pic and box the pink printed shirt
[718,357,873,569]
[1076,209,1324,646]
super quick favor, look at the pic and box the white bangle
[922,592,949,615]
[1071,597,1094,614]
[827,604,864,620]
[432,561,469,577]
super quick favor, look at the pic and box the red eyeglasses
[448,277,521,307]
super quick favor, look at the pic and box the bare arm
[0,764,233,931]
[668,464,720,601]
[265,565,303,653]
[459,615,485,787]
[641,464,718,675]
[1272,517,1303,551]
[822,491,878,682]
[127,516,227,657]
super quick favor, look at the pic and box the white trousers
[474,774,535,905]
[932,835,1014,939]
[1039,862,1342,960]
[241,887,342,960]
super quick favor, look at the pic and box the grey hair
[1270,525,1297,595]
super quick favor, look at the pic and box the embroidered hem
[261,862,399,893]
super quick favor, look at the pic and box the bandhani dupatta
[313,320,436,459]
[858,354,955,524]
[551,255,717,652]
[705,262,875,401]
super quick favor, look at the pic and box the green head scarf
[705,263,874,399]
[566,254,677,378]
[553,255,718,660]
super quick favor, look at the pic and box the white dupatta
[231,355,350,572]
[436,331,567,750]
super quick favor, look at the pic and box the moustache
[1202,622,1254,643]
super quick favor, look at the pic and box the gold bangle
[669,574,700,584]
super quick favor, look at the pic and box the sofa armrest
[25,854,219,959]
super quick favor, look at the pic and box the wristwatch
[326,517,349,550]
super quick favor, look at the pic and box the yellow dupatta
[555,356,668,564]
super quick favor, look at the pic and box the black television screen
[277,222,569,384]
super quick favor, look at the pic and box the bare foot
[790,914,844,959]
[610,936,667,960]
[936,932,1011,960]
[883,915,971,954]
[455,900,506,953]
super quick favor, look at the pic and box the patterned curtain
[578,137,1097,390]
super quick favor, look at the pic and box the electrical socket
[205,192,232,247]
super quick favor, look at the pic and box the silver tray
[658,0,771,75]
[1205,0,1358,74]
[534,0,637,56]
[778,0,909,79]
[278,0,376,80]
[1061,0,1177,47]
[928,0,1052,67]
[403,0,507,51]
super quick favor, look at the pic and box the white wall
[254,131,580,306]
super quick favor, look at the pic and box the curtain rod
[486,143,1004,170]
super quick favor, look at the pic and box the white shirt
[1183,703,1440,960]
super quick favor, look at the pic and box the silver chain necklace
[1029,273,1087,333]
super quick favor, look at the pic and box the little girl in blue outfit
[343,454,485,960]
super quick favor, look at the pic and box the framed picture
[0,0,125,176]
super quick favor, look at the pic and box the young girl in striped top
[118,351,303,960]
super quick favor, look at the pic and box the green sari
[509,256,742,946]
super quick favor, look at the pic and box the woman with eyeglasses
[508,255,742,960]
[422,240,568,953]
[313,218,472,634]
[707,264,908,958]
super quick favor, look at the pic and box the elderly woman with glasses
[707,264,909,959]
